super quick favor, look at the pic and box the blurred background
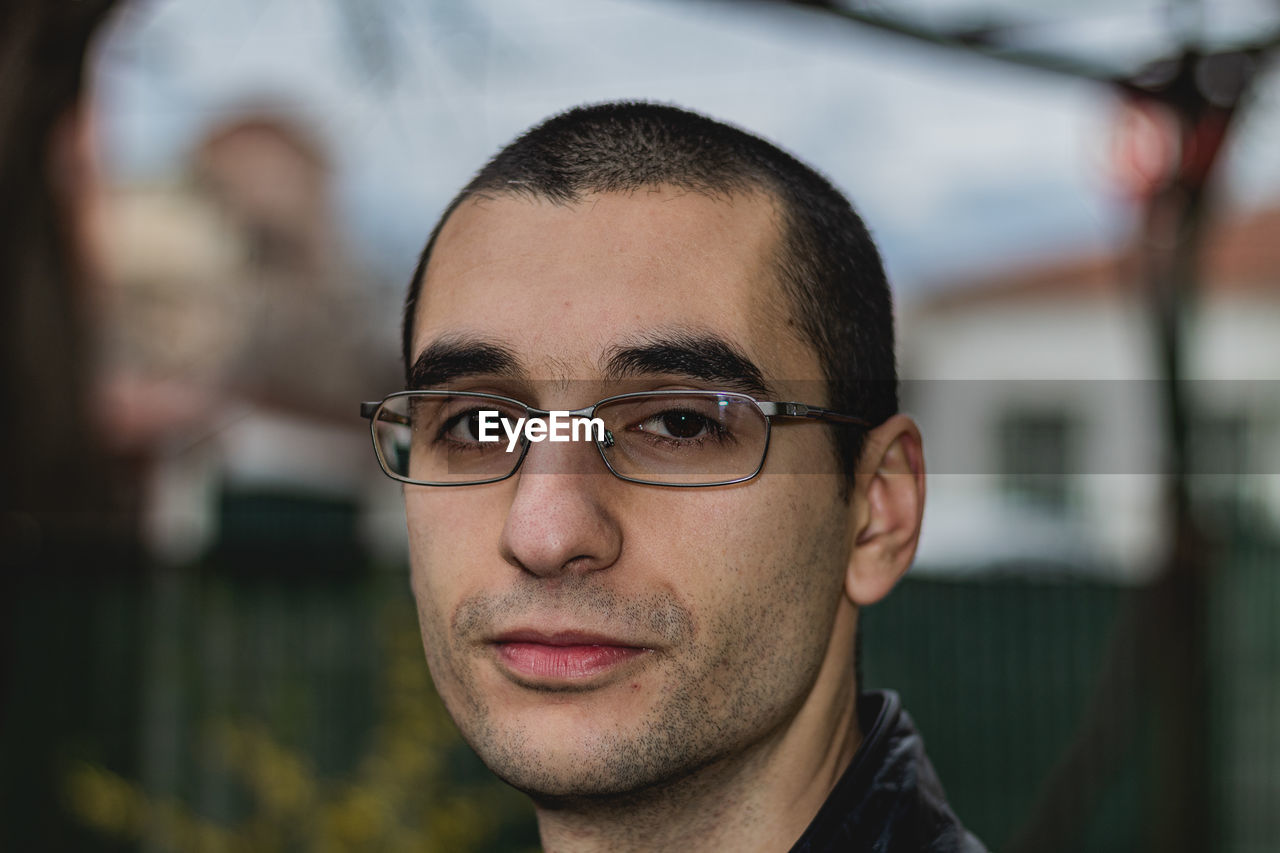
[2,0,1278,850]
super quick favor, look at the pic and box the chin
[467,720,710,803]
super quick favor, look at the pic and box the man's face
[406,188,856,799]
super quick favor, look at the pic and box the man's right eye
[436,407,523,447]
[440,409,489,444]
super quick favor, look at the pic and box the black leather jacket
[789,690,988,852]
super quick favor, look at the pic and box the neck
[532,607,862,853]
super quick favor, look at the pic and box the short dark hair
[402,102,898,479]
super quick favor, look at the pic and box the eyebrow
[407,335,523,389]
[602,331,773,398]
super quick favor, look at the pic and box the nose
[498,438,622,579]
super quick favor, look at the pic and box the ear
[845,414,926,606]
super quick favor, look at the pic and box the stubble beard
[415,555,843,811]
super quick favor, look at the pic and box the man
[363,102,985,852]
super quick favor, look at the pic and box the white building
[901,205,1280,581]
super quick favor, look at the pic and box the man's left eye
[639,410,717,440]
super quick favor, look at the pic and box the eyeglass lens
[370,392,769,486]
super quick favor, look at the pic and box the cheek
[404,488,500,592]
[655,481,851,724]
[652,477,847,573]
[644,477,851,637]
[403,490,502,702]
[720,482,849,630]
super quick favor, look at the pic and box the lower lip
[495,642,648,681]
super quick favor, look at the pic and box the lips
[491,629,651,682]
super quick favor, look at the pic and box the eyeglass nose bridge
[511,404,617,475]
[524,404,599,419]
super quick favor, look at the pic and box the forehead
[413,188,819,385]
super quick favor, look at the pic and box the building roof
[917,204,1280,312]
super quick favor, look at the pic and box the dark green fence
[4,527,1277,850]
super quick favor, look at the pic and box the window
[998,408,1078,512]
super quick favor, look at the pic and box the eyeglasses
[360,390,869,487]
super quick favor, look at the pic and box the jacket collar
[789,690,986,852]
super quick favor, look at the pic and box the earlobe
[845,415,926,606]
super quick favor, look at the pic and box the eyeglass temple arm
[760,402,870,428]
[360,401,410,426]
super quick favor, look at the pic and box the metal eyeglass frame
[360,389,870,488]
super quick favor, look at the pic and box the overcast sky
[91,0,1280,301]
